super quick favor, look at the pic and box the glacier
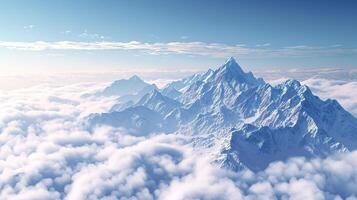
[87,57,357,172]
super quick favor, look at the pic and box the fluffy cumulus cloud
[1,82,357,200]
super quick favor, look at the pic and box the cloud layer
[0,81,357,200]
[0,41,356,58]
[303,78,357,117]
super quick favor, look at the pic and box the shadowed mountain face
[87,57,357,172]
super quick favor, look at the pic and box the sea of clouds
[0,76,357,200]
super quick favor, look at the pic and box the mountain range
[86,57,357,172]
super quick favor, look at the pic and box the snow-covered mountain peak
[208,57,264,87]
[136,89,182,117]
[142,89,164,101]
[178,58,266,105]
[214,57,245,79]
[221,57,244,73]
[281,79,302,89]
[276,79,313,100]
[129,75,144,82]
[94,75,151,97]
[207,68,214,73]
[225,56,238,65]
[137,89,176,105]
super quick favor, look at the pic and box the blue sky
[0,0,356,74]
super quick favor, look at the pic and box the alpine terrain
[87,57,357,172]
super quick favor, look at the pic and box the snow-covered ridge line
[87,57,357,171]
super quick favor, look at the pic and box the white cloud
[302,78,357,117]
[62,30,72,34]
[0,79,357,199]
[79,30,107,40]
[23,25,35,30]
[180,36,189,40]
[256,43,271,47]
[0,40,355,58]
[258,67,357,83]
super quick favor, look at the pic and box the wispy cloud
[0,40,356,58]
[62,30,72,34]
[180,35,189,40]
[256,43,271,47]
[23,25,35,30]
[79,30,107,40]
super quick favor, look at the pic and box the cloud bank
[0,41,356,58]
[0,81,357,200]
[303,78,357,117]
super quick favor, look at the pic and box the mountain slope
[87,106,168,136]
[87,57,357,172]
[179,57,264,106]
[96,75,152,97]
[163,68,214,93]
[110,84,158,112]
[136,89,182,116]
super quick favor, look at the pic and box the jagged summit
[207,57,264,86]
[95,75,151,97]
[129,75,144,82]
[180,57,264,105]
[219,57,245,74]
[215,57,245,80]
[227,56,237,63]
[162,57,263,96]
[132,89,182,117]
